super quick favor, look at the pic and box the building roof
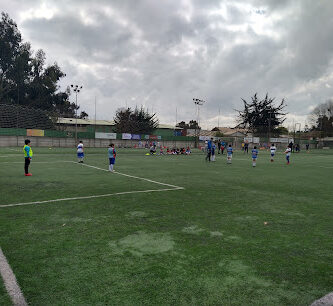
[158,124,181,130]
[57,118,115,126]
[212,127,248,134]
[57,118,180,129]
[186,129,215,137]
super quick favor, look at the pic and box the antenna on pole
[175,107,178,128]
[193,98,206,148]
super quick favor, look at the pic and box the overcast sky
[2,0,333,129]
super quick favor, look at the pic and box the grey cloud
[1,0,333,128]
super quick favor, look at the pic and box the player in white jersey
[77,141,84,163]
[270,143,277,162]
[285,146,291,165]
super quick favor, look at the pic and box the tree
[114,107,158,134]
[79,111,89,119]
[176,120,200,130]
[309,99,333,137]
[0,12,87,120]
[176,121,188,129]
[188,120,200,129]
[236,93,287,136]
[275,126,289,135]
[0,12,23,104]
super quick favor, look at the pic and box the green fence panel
[0,128,26,136]
[77,132,95,139]
[44,130,68,137]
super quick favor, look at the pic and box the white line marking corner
[0,247,27,306]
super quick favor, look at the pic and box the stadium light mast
[295,122,301,145]
[268,110,273,144]
[193,98,206,148]
[71,84,83,144]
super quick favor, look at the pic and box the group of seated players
[149,145,191,155]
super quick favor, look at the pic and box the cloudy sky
[2,0,333,129]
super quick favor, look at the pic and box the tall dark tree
[79,111,89,119]
[188,120,200,130]
[176,121,188,129]
[114,107,158,134]
[236,93,287,136]
[309,99,333,137]
[0,12,87,121]
[176,120,200,130]
[0,12,23,104]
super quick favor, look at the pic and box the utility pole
[193,98,206,148]
[268,111,272,145]
[295,122,301,146]
[94,96,97,147]
[71,84,83,144]
[175,107,178,129]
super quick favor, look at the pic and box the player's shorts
[77,152,84,158]
[109,157,115,165]
[227,154,232,159]
[271,153,275,157]
[252,156,257,159]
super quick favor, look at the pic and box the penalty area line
[74,162,184,189]
[0,247,27,306]
[0,188,184,208]
[0,161,75,164]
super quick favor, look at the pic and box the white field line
[0,161,74,164]
[317,165,333,169]
[0,161,184,208]
[0,156,9,158]
[75,162,183,189]
[0,247,27,306]
[0,188,182,208]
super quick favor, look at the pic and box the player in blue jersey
[251,146,259,167]
[77,141,84,163]
[227,144,233,164]
[205,138,213,162]
[211,142,216,161]
[23,139,33,176]
[108,143,116,172]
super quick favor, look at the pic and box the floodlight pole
[71,84,83,144]
[268,111,272,144]
[193,98,205,148]
[295,122,301,145]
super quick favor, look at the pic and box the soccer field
[0,147,332,305]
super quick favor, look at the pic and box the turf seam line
[74,162,184,189]
[0,247,27,306]
[0,188,183,208]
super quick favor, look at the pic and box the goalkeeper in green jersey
[23,139,33,176]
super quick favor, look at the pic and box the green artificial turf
[0,147,332,305]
